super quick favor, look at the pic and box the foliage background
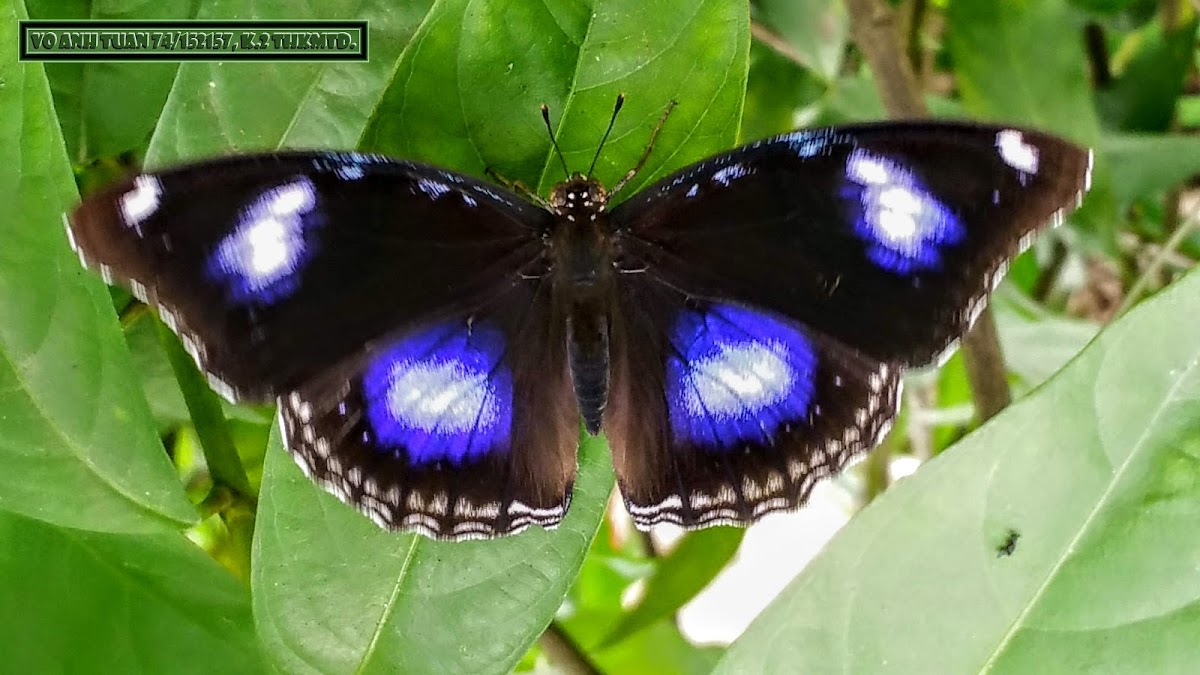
[3,0,1200,672]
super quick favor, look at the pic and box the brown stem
[844,0,1014,421]
[538,622,601,675]
[960,309,1011,421]
[843,0,929,117]
[751,21,808,69]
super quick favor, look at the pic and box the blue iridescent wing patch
[666,303,817,449]
[361,320,513,466]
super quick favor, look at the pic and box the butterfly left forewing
[280,275,581,540]
[606,278,900,528]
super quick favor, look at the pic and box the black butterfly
[68,101,1090,540]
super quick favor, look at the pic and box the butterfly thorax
[548,175,615,435]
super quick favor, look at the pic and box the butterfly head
[549,175,609,219]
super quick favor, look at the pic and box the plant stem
[1118,210,1197,317]
[538,622,601,675]
[750,21,809,70]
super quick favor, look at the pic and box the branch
[538,622,601,675]
[843,0,1013,421]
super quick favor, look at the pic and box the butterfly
[67,98,1091,540]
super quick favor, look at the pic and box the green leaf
[0,0,195,532]
[753,0,848,82]
[1100,133,1200,207]
[252,430,613,675]
[741,43,826,141]
[717,268,1200,672]
[1096,8,1198,132]
[946,0,1099,142]
[26,0,195,163]
[0,510,264,673]
[249,3,748,672]
[603,527,745,646]
[361,0,750,197]
[577,616,724,675]
[145,0,436,165]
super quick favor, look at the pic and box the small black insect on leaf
[996,529,1021,558]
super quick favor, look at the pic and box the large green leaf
[253,430,613,675]
[717,268,1200,672]
[361,0,748,197]
[946,0,1099,142]
[0,0,195,532]
[1096,7,1197,133]
[250,2,749,672]
[0,509,264,673]
[145,0,436,165]
[26,0,195,163]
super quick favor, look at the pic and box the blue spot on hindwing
[665,304,817,449]
[361,320,512,466]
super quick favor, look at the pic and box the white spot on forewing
[121,175,162,232]
[846,154,891,185]
[711,163,751,186]
[684,342,794,417]
[996,130,1039,174]
[213,178,316,291]
[386,361,497,433]
[417,178,451,199]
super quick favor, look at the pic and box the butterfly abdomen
[567,304,609,435]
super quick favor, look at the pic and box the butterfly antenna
[540,104,571,179]
[610,99,678,197]
[587,93,625,178]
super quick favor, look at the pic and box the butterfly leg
[484,167,551,209]
[609,99,679,197]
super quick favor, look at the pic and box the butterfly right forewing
[68,152,550,402]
